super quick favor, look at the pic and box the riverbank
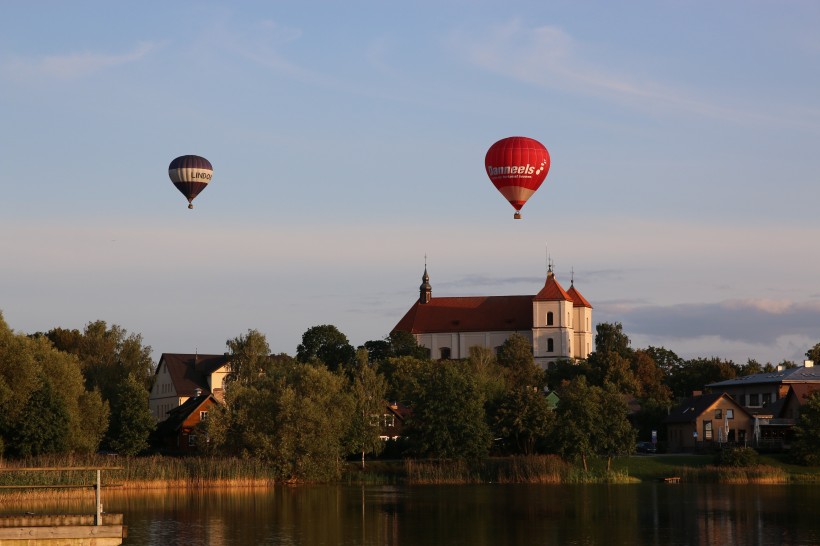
[1,453,819,498]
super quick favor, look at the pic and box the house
[664,392,754,452]
[373,401,412,441]
[706,360,820,416]
[393,264,593,368]
[154,390,218,452]
[148,353,230,422]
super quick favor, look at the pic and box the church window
[439,347,451,360]
[547,338,554,352]
[547,312,554,326]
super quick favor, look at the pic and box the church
[393,264,593,368]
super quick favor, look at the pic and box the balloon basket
[188,203,194,209]
[514,212,522,219]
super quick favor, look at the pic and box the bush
[714,446,759,467]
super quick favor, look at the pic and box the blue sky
[2,1,819,365]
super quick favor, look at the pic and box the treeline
[3,311,820,480]
[0,313,155,458]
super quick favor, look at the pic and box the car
[636,441,657,454]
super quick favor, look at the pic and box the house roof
[156,393,215,431]
[786,383,820,406]
[665,392,751,424]
[567,284,592,309]
[157,353,229,397]
[393,295,534,334]
[707,364,820,388]
[534,272,572,302]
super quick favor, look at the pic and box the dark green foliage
[296,324,356,371]
[8,381,70,457]
[105,374,155,455]
[226,329,272,385]
[403,361,492,461]
[363,330,428,364]
[790,391,820,466]
[497,333,545,389]
[490,387,554,455]
[714,447,759,467]
[666,357,740,399]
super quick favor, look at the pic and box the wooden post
[96,469,102,526]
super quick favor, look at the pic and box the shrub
[714,446,759,467]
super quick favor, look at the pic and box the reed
[681,464,787,484]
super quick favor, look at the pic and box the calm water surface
[4,483,820,545]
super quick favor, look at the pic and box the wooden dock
[0,513,125,545]
[0,467,125,545]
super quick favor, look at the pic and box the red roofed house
[393,265,593,368]
[148,353,230,423]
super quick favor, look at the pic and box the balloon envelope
[168,155,213,209]
[484,137,550,218]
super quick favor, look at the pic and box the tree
[363,330,428,364]
[0,313,108,456]
[104,373,155,455]
[497,333,545,390]
[790,391,820,466]
[666,357,739,399]
[207,359,355,481]
[490,387,554,455]
[403,361,492,461]
[347,349,388,467]
[226,329,272,385]
[296,325,355,371]
[586,323,638,394]
[806,343,820,365]
[553,376,635,471]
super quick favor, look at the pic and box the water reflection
[2,484,819,545]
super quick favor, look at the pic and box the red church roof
[567,284,593,308]
[534,273,572,302]
[393,295,534,334]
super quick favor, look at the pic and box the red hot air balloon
[168,155,213,209]
[485,137,550,219]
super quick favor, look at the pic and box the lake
[4,483,820,545]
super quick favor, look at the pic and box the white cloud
[4,42,160,81]
[448,20,819,130]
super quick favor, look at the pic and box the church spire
[419,256,432,304]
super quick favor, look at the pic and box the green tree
[667,357,739,398]
[490,387,554,455]
[363,330,428,364]
[347,349,388,467]
[403,361,492,461]
[553,376,635,471]
[497,333,545,389]
[226,329,272,385]
[806,343,820,365]
[104,373,155,455]
[790,391,820,466]
[296,324,356,372]
[0,314,108,456]
[587,323,638,394]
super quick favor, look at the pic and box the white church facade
[393,265,593,368]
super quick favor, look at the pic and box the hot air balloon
[485,136,550,219]
[168,155,213,209]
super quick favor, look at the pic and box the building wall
[149,362,181,421]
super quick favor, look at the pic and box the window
[704,421,713,440]
[726,409,734,419]
[762,393,772,406]
[547,312,554,326]
[547,338,554,352]
[439,347,451,360]
[188,434,197,447]
[749,394,760,407]
[369,414,380,426]
[200,411,208,421]
[382,414,395,427]
[715,409,722,419]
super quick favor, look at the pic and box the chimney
[692,390,702,397]
[805,360,815,368]
[777,365,784,372]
